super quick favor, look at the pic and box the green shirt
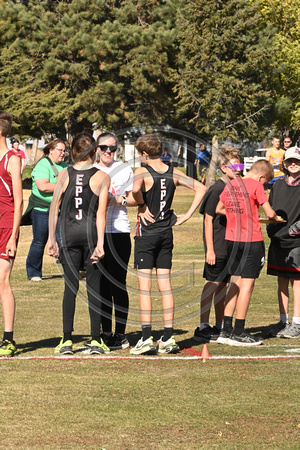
[31,157,68,211]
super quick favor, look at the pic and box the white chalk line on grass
[1,354,300,361]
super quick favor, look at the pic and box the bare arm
[216,200,225,216]
[35,178,57,193]
[47,169,68,258]
[262,202,279,221]
[265,149,271,161]
[204,213,216,265]
[6,155,23,257]
[90,172,110,262]
[21,158,26,174]
[173,169,207,226]
[132,167,154,224]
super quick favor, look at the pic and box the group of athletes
[0,109,299,357]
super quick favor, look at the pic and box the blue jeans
[26,209,61,279]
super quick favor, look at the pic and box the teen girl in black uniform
[48,133,110,355]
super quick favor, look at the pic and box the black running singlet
[135,165,176,236]
[60,166,99,247]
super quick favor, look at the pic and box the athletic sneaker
[193,325,220,343]
[216,329,232,345]
[280,322,300,339]
[55,338,73,355]
[84,337,110,353]
[267,321,287,338]
[0,339,17,357]
[228,331,263,347]
[130,337,157,355]
[89,339,110,354]
[157,336,180,354]
[110,334,130,350]
[30,276,42,281]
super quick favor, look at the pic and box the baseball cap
[283,146,300,161]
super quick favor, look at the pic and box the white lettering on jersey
[159,179,166,219]
[75,174,84,220]
[75,186,83,196]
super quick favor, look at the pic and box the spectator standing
[161,148,172,167]
[25,139,67,281]
[194,144,211,184]
[265,135,285,182]
[10,137,26,174]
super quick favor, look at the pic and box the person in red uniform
[0,112,23,357]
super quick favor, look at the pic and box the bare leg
[214,282,227,324]
[235,278,255,320]
[277,276,289,315]
[137,269,152,325]
[224,276,240,317]
[0,258,15,332]
[200,281,218,324]
[156,268,174,328]
[291,279,300,317]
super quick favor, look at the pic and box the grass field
[1,187,300,448]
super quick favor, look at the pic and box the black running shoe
[109,334,130,350]
[228,331,263,347]
[216,329,232,345]
[193,325,220,343]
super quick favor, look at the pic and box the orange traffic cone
[202,343,210,361]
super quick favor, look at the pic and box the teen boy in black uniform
[130,134,207,355]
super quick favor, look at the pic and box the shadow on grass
[16,329,190,355]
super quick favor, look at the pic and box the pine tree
[173,0,276,142]
[0,0,180,139]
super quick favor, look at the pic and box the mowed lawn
[0,186,299,448]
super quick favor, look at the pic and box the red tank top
[0,150,15,228]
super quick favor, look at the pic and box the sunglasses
[98,145,117,153]
[223,164,244,171]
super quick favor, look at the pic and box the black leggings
[61,246,102,337]
[100,233,131,334]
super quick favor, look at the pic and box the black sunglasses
[98,145,117,152]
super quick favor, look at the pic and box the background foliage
[0,0,300,142]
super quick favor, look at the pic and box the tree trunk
[206,135,220,188]
[28,138,38,166]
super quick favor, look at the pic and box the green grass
[1,188,299,448]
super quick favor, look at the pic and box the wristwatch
[121,196,127,206]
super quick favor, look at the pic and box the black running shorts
[203,257,230,283]
[134,230,173,269]
[227,240,265,279]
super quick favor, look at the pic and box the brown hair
[0,111,13,137]
[218,145,242,166]
[72,132,96,162]
[249,159,274,179]
[135,134,162,158]
[97,132,118,147]
[43,138,66,156]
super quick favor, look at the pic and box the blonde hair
[249,159,274,179]
[218,145,242,166]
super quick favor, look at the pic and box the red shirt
[13,149,26,160]
[0,151,15,228]
[220,178,268,242]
